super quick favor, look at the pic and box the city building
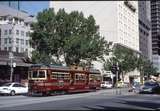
[50,1,140,83]
[0,5,35,83]
[0,1,20,10]
[150,1,160,73]
[138,1,152,61]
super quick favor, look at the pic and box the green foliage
[104,45,138,74]
[104,44,157,77]
[30,8,109,66]
[31,50,56,65]
[136,56,157,76]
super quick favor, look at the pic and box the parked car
[0,82,28,96]
[101,81,113,88]
[139,81,160,94]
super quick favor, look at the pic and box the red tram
[28,64,101,96]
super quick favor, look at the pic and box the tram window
[32,71,38,78]
[75,73,85,80]
[38,71,45,78]
[51,73,57,79]
[28,71,32,79]
[51,72,70,80]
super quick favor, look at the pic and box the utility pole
[8,17,15,82]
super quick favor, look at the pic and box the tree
[103,44,139,82]
[136,56,157,82]
[30,8,109,66]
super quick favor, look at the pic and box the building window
[16,47,19,52]
[9,29,12,35]
[21,39,24,45]
[21,31,24,36]
[9,38,12,44]
[4,38,7,44]
[26,40,28,45]
[0,29,1,37]
[4,47,7,51]
[16,30,19,35]
[8,47,12,51]
[26,32,29,37]
[16,38,19,44]
[4,30,7,35]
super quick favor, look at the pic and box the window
[9,29,12,35]
[31,70,46,79]
[26,40,28,45]
[75,73,86,80]
[4,30,7,35]
[8,47,12,51]
[51,72,70,80]
[0,29,1,37]
[39,70,46,78]
[9,38,12,44]
[4,47,7,51]
[21,39,24,44]
[4,38,7,44]
[16,47,19,52]
[13,84,21,87]
[16,30,19,35]
[16,38,19,44]
[21,31,24,36]
[26,32,29,37]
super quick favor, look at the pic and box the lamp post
[8,17,16,82]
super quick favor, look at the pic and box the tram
[28,64,101,96]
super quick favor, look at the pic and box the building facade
[150,1,160,73]
[0,5,35,83]
[0,1,20,10]
[50,1,140,83]
[138,1,152,61]
[0,5,34,57]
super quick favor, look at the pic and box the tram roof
[30,64,100,74]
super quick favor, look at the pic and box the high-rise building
[138,1,152,60]
[50,1,140,82]
[0,1,20,10]
[151,1,160,73]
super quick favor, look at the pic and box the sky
[20,1,49,16]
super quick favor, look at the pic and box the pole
[116,62,119,94]
[9,20,15,82]
[10,55,13,82]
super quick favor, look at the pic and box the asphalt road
[0,88,160,110]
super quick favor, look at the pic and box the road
[0,88,160,110]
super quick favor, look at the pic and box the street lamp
[8,16,16,82]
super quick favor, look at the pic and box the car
[139,81,160,94]
[0,82,28,96]
[101,81,113,89]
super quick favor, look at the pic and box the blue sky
[20,1,49,16]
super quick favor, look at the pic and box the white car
[0,82,28,96]
[101,81,113,88]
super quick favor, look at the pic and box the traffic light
[111,64,117,74]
